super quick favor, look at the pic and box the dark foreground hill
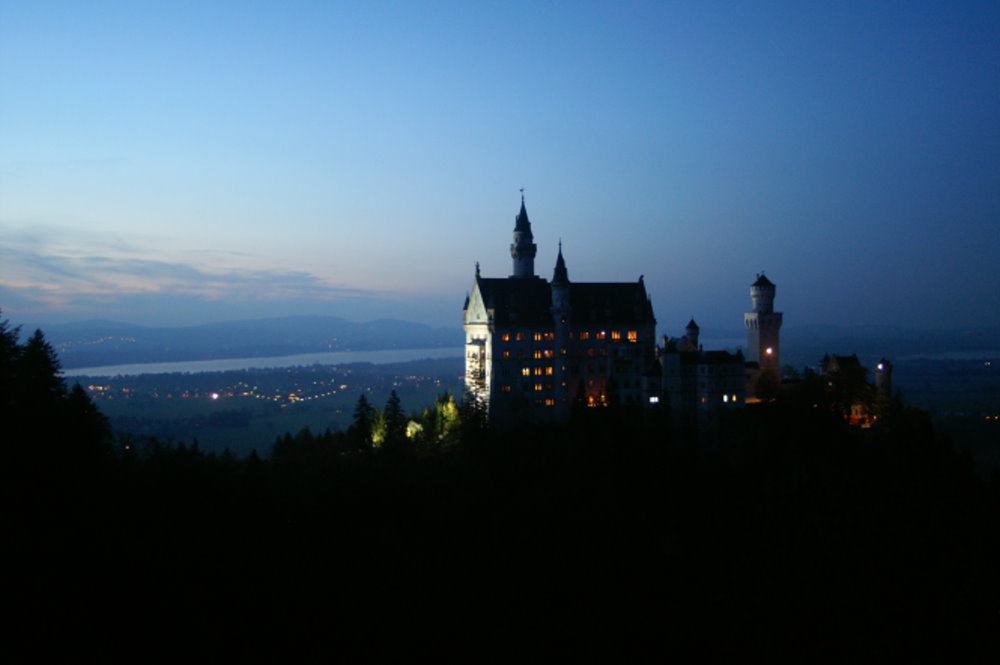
[10,409,1000,659]
[5,315,998,660]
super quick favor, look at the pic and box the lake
[63,347,465,378]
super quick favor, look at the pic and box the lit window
[545,399,555,406]
[522,367,530,376]
[534,350,542,359]
[503,351,510,359]
[516,333,525,341]
[627,330,638,342]
[501,333,510,342]
[501,385,512,393]
[611,331,621,341]
[545,367,554,376]
[723,394,729,403]
[649,396,660,404]
[543,349,554,358]
[534,367,543,376]
[545,332,555,341]
[597,331,606,340]
[535,384,543,391]
[533,332,543,341]
[579,331,590,340]
[765,347,773,355]
[561,348,567,355]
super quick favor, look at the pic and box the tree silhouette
[382,390,406,450]
[352,394,375,450]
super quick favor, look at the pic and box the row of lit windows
[498,330,639,343]
[573,330,639,342]
[521,366,555,376]
[503,349,565,360]
[499,383,554,392]
[500,332,556,342]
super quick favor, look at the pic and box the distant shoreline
[63,347,464,378]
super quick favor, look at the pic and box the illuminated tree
[435,391,461,446]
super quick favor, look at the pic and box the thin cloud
[0,225,375,316]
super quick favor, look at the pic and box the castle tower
[551,243,571,420]
[510,193,537,278]
[875,358,893,396]
[744,273,783,372]
[685,318,700,350]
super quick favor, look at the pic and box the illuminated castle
[463,196,785,425]
[463,195,657,425]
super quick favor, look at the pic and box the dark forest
[6,317,998,661]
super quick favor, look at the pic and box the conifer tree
[352,394,375,449]
[0,312,21,416]
[18,329,66,410]
[382,390,406,449]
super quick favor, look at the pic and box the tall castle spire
[510,190,537,278]
[552,240,569,284]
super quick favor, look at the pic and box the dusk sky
[2,1,998,333]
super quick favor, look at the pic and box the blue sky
[2,1,998,332]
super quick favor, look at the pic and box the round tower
[685,318,700,350]
[875,358,893,396]
[750,273,776,313]
[744,272,783,371]
[510,192,537,278]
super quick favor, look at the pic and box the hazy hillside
[38,316,463,369]
[28,315,1000,375]
[780,324,1000,369]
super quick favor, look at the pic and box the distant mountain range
[34,316,463,369]
[781,324,1000,369]
[24,314,1000,371]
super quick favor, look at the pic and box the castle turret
[744,272,783,371]
[685,318,700,350]
[551,241,570,311]
[875,358,893,396]
[551,243,571,420]
[510,193,537,278]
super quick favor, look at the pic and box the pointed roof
[552,241,569,284]
[686,318,699,330]
[753,273,775,287]
[514,193,531,232]
[471,275,655,327]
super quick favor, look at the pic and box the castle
[462,196,783,425]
